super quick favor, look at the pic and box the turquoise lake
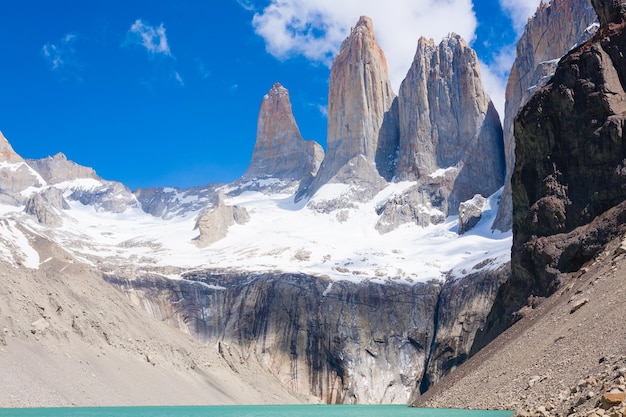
[0,405,514,416]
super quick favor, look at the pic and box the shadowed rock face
[244,83,324,181]
[393,34,504,216]
[493,0,598,232]
[397,35,504,187]
[109,266,508,404]
[194,196,249,247]
[475,0,626,349]
[592,0,626,24]
[24,187,69,227]
[302,16,399,198]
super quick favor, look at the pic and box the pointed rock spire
[0,131,24,163]
[302,16,398,197]
[244,82,323,181]
[396,33,504,211]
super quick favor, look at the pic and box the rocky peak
[0,131,24,163]
[395,33,504,213]
[244,82,323,182]
[300,15,399,199]
[27,152,98,184]
[493,0,598,231]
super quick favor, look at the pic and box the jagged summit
[0,130,23,163]
[27,151,99,184]
[396,33,504,211]
[299,15,399,200]
[243,82,323,182]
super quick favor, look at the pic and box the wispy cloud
[125,19,183,88]
[498,0,543,34]
[41,33,83,81]
[127,19,171,56]
[236,0,256,12]
[248,0,477,92]
[174,71,184,86]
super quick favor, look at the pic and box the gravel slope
[415,235,626,416]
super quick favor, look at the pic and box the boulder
[194,196,250,247]
[458,195,487,235]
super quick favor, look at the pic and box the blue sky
[0,0,542,190]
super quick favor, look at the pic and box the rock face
[0,131,23,163]
[194,196,250,247]
[396,34,505,213]
[374,183,447,233]
[24,187,69,227]
[592,0,626,24]
[244,83,324,182]
[26,153,98,184]
[0,132,45,204]
[493,0,598,231]
[134,185,218,219]
[475,0,626,349]
[301,16,399,198]
[109,267,508,404]
[458,194,487,235]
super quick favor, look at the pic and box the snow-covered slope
[1,173,510,285]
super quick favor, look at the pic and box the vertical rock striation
[493,0,598,231]
[301,16,399,199]
[244,83,324,182]
[475,0,626,349]
[377,34,504,225]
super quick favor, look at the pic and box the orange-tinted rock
[303,16,398,198]
[601,392,626,409]
[244,82,323,181]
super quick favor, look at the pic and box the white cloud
[174,71,184,86]
[125,19,184,88]
[499,0,543,34]
[478,46,516,120]
[41,34,78,71]
[480,0,542,118]
[127,19,171,56]
[250,0,477,92]
[236,0,257,11]
[41,33,83,81]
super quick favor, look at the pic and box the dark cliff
[493,0,598,232]
[474,0,626,349]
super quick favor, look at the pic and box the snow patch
[428,166,456,178]
[0,219,40,269]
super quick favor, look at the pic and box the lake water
[0,405,514,417]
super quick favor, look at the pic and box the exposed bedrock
[108,267,508,404]
[475,0,626,349]
[493,0,598,231]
